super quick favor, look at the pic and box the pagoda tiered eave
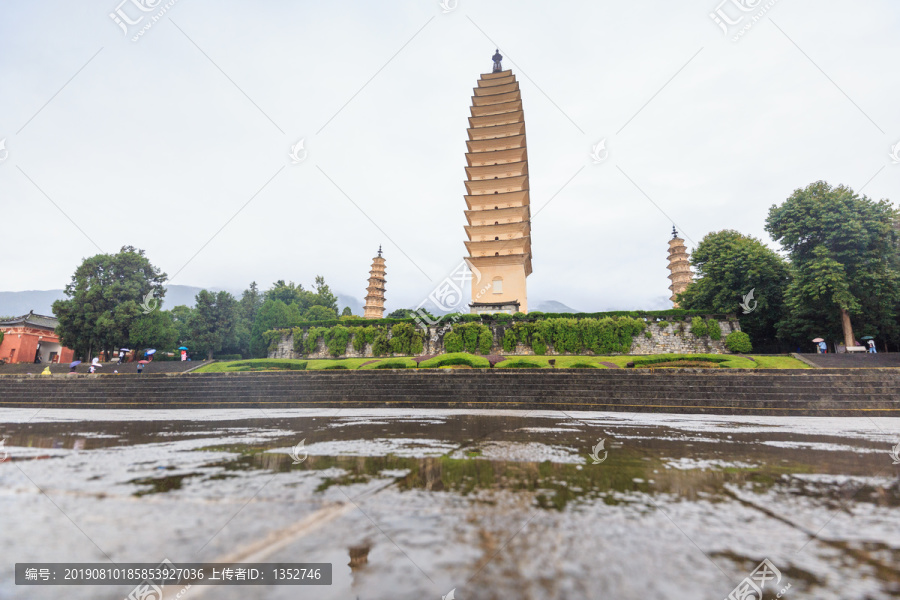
[464,190,529,210]
[466,134,525,153]
[465,205,530,224]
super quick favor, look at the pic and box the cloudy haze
[1,0,898,313]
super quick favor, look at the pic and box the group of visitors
[816,339,878,353]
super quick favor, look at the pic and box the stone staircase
[1,369,899,416]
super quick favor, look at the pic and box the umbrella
[120,348,131,351]
[812,338,825,343]
[69,360,82,368]
[860,336,874,340]
[178,346,188,350]
[91,357,101,364]
[145,349,157,355]
[138,360,150,364]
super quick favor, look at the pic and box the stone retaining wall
[269,318,740,359]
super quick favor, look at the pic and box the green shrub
[372,331,390,356]
[372,359,408,369]
[410,334,424,355]
[216,354,243,361]
[725,331,752,353]
[690,316,708,338]
[418,353,489,368]
[304,327,327,354]
[350,326,377,352]
[389,322,418,355]
[322,364,349,369]
[443,331,463,353]
[478,328,493,354]
[497,359,544,368]
[707,319,722,341]
[644,330,652,339]
[324,325,351,357]
[569,362,600,368]
[532,333,547,355]
[502,328,517,352]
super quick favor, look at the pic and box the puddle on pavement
[2,410,898,599]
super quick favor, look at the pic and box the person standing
[868,339,877,354]
[818,341,828,354]
[137,362,144,375]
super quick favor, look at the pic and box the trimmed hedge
[277,308,732,332]
[371,359,409,369]
[496,359,544,369]
[726,331,753,353]
[418,353,490,369]
[569,361,600,368]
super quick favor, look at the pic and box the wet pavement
[0,408,898,599]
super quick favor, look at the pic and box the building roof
[0,311,59,330]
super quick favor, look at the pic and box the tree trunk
[207,349,213,361]
[840,308,855,348]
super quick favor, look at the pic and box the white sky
[1,0,898,313]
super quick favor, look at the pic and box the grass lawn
[749,355,811,369]
[196,353,810,372]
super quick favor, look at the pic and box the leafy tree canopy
[765,181,900,345]
[677,230,790,348]
[52,246,166,359]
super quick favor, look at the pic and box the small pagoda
[667,227,692,307]
[463,50,532,314]
[363,246,386,319]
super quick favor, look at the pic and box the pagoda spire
[667,228,692,307]
[363,247,386,319]
[492,49,503,73]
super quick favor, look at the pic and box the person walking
[818,341,827,354]
[868,339,877,354]
[137,362,144,375]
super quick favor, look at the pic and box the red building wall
[0,326,74,364]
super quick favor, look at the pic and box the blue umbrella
[145,349,157,355]
[69,360,81,368]
[178,346,188,350]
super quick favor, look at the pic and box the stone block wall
[269,318,740,359]
[629,319,740,355]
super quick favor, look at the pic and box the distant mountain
[533,300,579,313]
[0,285,226,316]
[337,294,365,317]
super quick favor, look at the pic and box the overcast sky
[1,0,898,313]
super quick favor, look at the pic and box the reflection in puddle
[1,410,898,599]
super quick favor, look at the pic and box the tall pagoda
[667,227,692,307]
[463,49,532,314]
[363,246,386,319]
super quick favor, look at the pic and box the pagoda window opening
[494,236,499,240]
[494,252,499,256]
[492,277,503,294]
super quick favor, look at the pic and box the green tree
[312,275,338,311]
[188,290,238,360]
[303,305,338,322]
[765,181,900,346]
[677,230,791,349]
[129,309,178,353]
[170,305,193,347]
[341,306,353,317]
[250,299,299,357]
[386,308,414,319]
[52,246,167,360]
